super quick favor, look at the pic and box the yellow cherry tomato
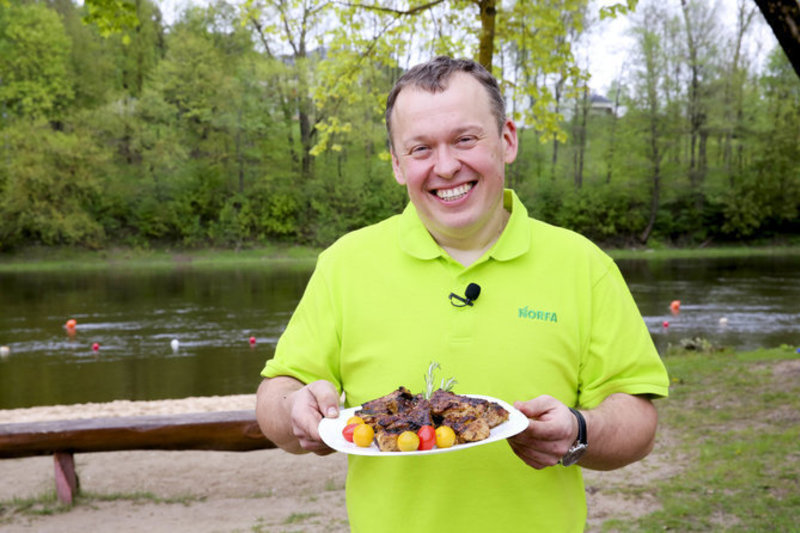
[352,423,375,448]
[435,426,456,449]
[397,431,420,452]
[346,415,365,426]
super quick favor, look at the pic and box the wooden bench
[0,410,275,505]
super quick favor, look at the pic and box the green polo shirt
[263,189,669,532]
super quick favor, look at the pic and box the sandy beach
[0,396,673,532]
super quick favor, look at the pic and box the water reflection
[1,255,798,409]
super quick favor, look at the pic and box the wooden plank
[0,410,275,459]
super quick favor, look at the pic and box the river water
[1,255,798,409]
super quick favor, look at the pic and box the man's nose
[433,146,461,178]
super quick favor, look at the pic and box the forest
[0,0,798,251]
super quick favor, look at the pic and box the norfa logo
[518,306,558,323]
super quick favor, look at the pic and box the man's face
[389,73,518,247]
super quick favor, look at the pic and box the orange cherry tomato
[397,431,420,452]
[417,425,436,450]
[435,426,456,449]
[342,422,360,442]
[346,415,364,426]
[352,423,375,447]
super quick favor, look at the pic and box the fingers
[507,434,563,469]
[308,380,341,419]
[508,396,577,469]
[290,380,340,455]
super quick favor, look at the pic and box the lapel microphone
[449,283,481,307]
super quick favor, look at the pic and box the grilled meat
[355,387,509,451]
[430,389,509,428]
[446,415,491,443]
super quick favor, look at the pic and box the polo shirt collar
[397,189,531,262]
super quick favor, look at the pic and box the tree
[0,122,109,249]
[720,0,759,183]
[679,0,720,212]
[0,3,74,122]
[628,2,673,244]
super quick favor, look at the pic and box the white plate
[318,394,529,456]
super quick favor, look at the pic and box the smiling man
[256,56,669,532]
[387,67,517,266]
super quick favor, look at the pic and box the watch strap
[568,407,587,445]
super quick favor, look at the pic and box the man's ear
[391,150,406,185]
[503,119,519,164]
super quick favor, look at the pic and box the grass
[607,244,800,261]
[596,343,800,532]
[2,243,800,273]
[0,489,204,524]
[0,244,321,273]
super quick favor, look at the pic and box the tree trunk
[477,0,497,70]
[753,0,800,79]
[606,85,621,184]
[573,86,588,189]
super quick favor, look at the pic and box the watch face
[560,443,588,467]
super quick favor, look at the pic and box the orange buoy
[669,300,681,313]
[65,319,77,329]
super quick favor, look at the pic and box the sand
[0,396,674,532]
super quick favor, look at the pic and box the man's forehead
[392,73,486,114]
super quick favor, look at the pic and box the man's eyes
[407,137,477,157]
[409,146,431,157]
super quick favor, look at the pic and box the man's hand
[287,380,341,454]
[256,377,341,455]
[508,393,658,471]
[507,395,577,469]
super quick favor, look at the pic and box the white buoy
[719,317,728,326]
[0,346,10,358]
[170,339,180,352]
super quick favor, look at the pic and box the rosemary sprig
[423,361,457,399]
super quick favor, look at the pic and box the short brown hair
[385,56,506,150]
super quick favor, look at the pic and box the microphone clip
[449,283,481,308]
[449,292,475,307]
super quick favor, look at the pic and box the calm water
[1,256,798,409]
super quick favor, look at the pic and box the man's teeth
[436,183,473,201]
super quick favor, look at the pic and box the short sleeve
[261,253,343,392]
[578,260,669,409]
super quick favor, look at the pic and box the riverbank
[2,345,798,531]
[3,243,800,273]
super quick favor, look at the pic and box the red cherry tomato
[417,425,436,451]
[342,422,360,442]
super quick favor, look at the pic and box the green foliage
[83,0,139,38]
[599,0,638,20]
[523,179,646,242]
[0,3,74,121]
[0,0,798,252]
[0,123,108,250]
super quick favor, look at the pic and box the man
[256,56,669,532]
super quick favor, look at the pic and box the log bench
[0,410,275,505]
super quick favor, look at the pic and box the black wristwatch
[560,407,588,467]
